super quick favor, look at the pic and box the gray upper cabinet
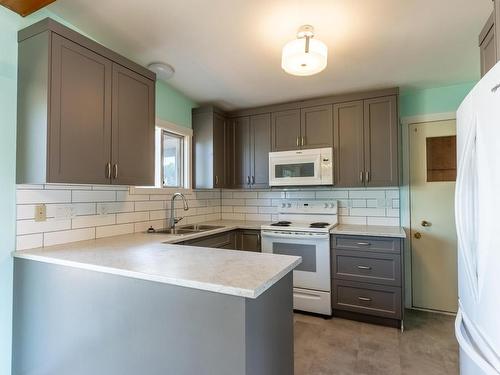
[16,18,156,185]
[496,0,500,65]
[111,64,155,186]
[231,116,251,188]
[480,12,497,77]
[192,107,228,189]
[271,106,332,151]
[48,34,112,185]
[271,109,301,151]
[300,105,333,149]
[364,96,398,187]
[333,101,365,188]
[333,97,398,188]
[228,114,270,189]
[250,113,271,188]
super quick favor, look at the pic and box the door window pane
[275,163,315,178]
[162,131,184,187]
[272,242,316,272]
[426,136,456,182]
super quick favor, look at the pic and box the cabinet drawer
[332,235,401,254]
[333,280,401,319]
[332,250,401,286]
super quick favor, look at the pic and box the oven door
[269,152,322,186]
[261,230,331,291]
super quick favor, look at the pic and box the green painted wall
[399,81,477,118]
[0,7,19,374]
[156,80,197,128]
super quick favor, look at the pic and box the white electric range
[261,200,338,316]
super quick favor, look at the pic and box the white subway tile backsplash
[16,234,43,250]
[44,228,95,247]
[135,201,164,211]
[367,217,400,226]
[285,191,315,199]
[72,190,116,203]
[348,190,386,199]
[350,208,386,217]
[72,214,116,229]
[96,223,134,239]
[116,211,150,224]
[315,190,349,199]
[245,199,271,206]
[16,184,400,250]
[17,189,71,204]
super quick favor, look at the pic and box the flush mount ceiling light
[281,25,328,76]
[148,62,175,81]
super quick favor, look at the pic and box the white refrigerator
[455,61,500,375]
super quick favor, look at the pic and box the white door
[410,120,458,313]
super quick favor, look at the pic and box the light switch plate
[34,204,47,222]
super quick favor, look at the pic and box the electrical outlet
[34,204,47,222]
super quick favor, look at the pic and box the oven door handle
[261,231,330,240]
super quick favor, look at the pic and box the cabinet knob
[106,162,111,179]
[251,176,255,185]
[215,175,219,186]
[359,172,364,183]
[113,164,118,179]
[414,232,422,239]
[421,220,431,227]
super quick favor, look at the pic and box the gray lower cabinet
[480,11,497,77]
[236,230,261,252]
[16,18,156,185]
[182,231,237,249]
[331,235,404,327]
[192,106,228,188]
[333,96,398,188]
[181,229,262,252]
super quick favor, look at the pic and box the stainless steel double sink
[147,224,224,236]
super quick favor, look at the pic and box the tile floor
[294,309,458,375]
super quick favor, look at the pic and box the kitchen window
[161,131,184,187]
[154,119,193,189]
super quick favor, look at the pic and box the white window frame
[131,118,192,194]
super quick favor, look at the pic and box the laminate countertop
[330,224,406,238]
[13,220,300,299]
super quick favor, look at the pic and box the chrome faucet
[169,192,189,231]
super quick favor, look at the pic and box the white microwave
[268,147,333,186]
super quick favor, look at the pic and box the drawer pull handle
[357,265,372,270]
[358,297,372,302]
[356,242,371,246]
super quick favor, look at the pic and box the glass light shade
[281,38,328,76]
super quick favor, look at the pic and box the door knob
[421,220,431,227]
[414,232,422,239]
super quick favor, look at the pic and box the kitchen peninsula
[12,232,301,375]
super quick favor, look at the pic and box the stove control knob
[324,203,329,208]
[330,203,335,208]
[281,203,286,208]
[287,203,292,208]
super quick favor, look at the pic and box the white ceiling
[47,0,492,110]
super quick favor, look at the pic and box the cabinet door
[333,101,365,187]
[300,105,333,149]
[237,230,261,252]
[49,34,112,184]
[480,23,496,77]
[232,117,251,188]
[363,96,398,187]
[111,63,155,186]
[224,119,234,188]
[271,109,301,151]
[250,113,271,188]
[213,113,226,188]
